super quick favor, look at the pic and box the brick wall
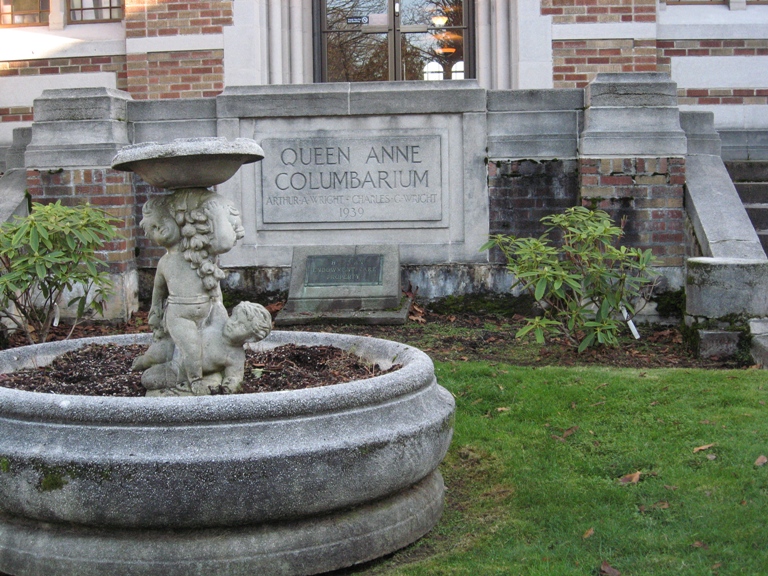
[126,49,224,100]
[658,39,768,105]
[0,56,128,91]
[488,159,580,261]
[553,39,660,88]
[122,0,232,99]
[133,176,166,269]
[125,0,233,39]
[542,0,655,24]
[0,107,33,124]
[579,157,686,267]
[25,169,137,274]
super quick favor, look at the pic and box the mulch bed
[0,342,399,397]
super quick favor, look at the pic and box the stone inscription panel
[261,136,442,223]
[305,254,383,286]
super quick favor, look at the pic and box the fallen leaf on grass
[707,454,717,461]
[712,563,722,570]
[619,471,641,484]
[649,401,659,406]
[582,527,594,539]
[496,406,510,413]
[755,455,767,467]
[664,485,678,491]
[599,560,621,575]
[692,541,709,550]
[653,500,670,509]
[693,443,716,453]
[408,314,426,324]
[552,426,579,442]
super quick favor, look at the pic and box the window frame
[0,0,50,28]
[66,0,124,25]
[313,0,475,83]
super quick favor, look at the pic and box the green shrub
[0,201,117,344]
[483,207,657,352]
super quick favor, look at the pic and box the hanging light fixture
[431,15,448,27]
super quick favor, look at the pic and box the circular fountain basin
[111,137,265,189]
[0,331,454,576]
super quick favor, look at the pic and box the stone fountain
[0,137,454,576]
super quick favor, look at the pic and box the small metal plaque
[305,254,383,287]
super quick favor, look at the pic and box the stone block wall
[579,157,686,267]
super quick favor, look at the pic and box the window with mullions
[68,0,123,23]
[0,0,49,26]
[316,0,474,83]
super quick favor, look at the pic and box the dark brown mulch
[0,342,399,397]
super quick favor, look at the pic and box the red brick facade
[124,0,233,39]
[126,49,224,100]
[0,56,128,91]
[0,107,33,124]
[658,39,768,105]
[579,157,686,267]
[25,169,137,274]
[542,0,656,24]
[553,39,659,88]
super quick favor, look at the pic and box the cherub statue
[132,191,269,396]
[140,301,272,396]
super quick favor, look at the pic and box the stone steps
[725,161,768,366]
[727,162,768,258]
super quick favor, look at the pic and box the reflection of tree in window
[326,0,389,82]
[402,0,464,81]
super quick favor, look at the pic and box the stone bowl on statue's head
[111,137,264,190]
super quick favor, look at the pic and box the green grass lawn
[345,363,768,576]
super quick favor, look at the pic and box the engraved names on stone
[261,136,442,223]
[305,254,383,286]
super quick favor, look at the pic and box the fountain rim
[0,331,436,425]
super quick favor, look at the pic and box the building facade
[1,0,768,160]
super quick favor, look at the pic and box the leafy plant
[0,201,117,344]
[482,207,656,352]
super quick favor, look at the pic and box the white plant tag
[621,306,640,340]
